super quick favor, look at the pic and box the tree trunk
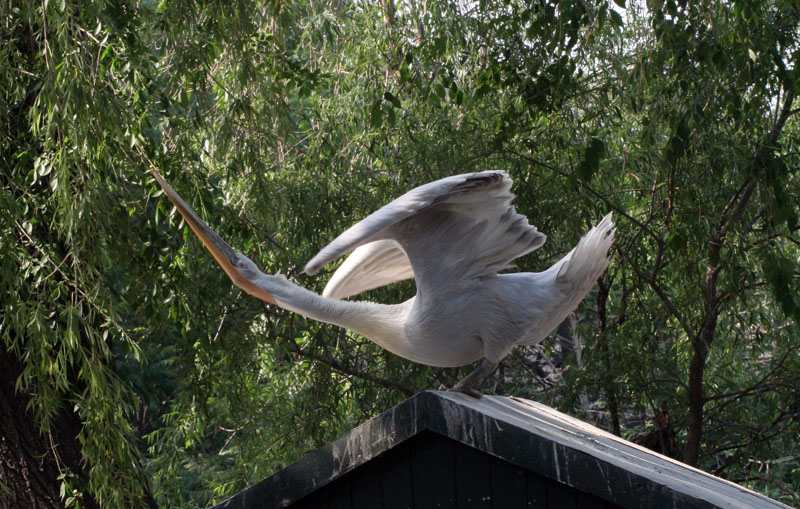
[683,342,707,466]
[0,351,97,509]
[684,240,721,466]
[597,277,621,436]
[380,0,395,28]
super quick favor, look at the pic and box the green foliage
[1,0,799,506]
[1,0,163,505]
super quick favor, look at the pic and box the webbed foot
[446,358,499,399]
[447,385,483,398]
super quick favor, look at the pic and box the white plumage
[152,169,614,396]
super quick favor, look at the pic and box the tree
[580,0,800,476]
[1,1,163,505]
[2,0,798,506]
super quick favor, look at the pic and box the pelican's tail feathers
[555,213,615,288]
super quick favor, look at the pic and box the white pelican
[151,169,614,396]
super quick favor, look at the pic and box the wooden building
[214,391,789,508]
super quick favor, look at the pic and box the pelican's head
[229,251,265,281]
[150,167,276,304]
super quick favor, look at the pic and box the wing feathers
[306,171,545,299]
[304,172,506,275]
[321,240,414,299]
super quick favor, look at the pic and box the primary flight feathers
[308,172,547,300]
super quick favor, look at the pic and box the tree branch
[270,308,416,397]
[768,87,795,147]
[616,247,696,339]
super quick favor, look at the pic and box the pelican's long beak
[150,168,276,304]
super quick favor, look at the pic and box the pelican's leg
[448,358,499,398]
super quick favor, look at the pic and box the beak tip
[152,169,277,307]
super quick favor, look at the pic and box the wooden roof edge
[212,391,431,509]
[427,392,790,509]
[212,391,791,509]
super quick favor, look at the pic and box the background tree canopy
[1,0,799,506]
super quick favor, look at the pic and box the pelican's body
[152,169,614,395]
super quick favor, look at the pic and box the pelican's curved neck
[256,274,413,356]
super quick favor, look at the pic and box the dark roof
[214,391,789,509]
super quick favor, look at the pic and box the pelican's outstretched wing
[306,171,546,299]
[322,240,413,299]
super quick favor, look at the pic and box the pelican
[151,169,614,396]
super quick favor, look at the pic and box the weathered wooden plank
[411,431,455,507]
[327,477,351,509]
[573,488,611,509]
[525,470,547,508]
[454,441,491,508]
[489,455,526,507]
[291,486,328,509]
[349,462,381,508]
[546,478,576,509]
[378,440,414,509]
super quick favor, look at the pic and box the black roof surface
[213,391,789,509]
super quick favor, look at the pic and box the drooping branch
[266,306,415,397]
[768,87,795,147]
[380,0,395,28]
[616,247,696,340]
